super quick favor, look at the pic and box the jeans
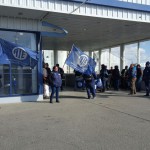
[50,86,60,102]
[113,79,119,90]
[145,80,150,95]
[136,77,142,91]
[86,83,96,98]
[101,79,106,92]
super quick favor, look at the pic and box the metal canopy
[42,12,150,51]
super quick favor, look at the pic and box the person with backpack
[49,66,62,103]
[83,71,97,99]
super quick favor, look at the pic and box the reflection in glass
[0,30,38,97]
[11,65,37,95]
[0,31,36,51]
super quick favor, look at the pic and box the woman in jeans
[50,66,62,103]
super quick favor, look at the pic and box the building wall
[0,0,150,25]
[0,16,40,31]
[119,0,150,5]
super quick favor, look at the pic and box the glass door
[0,64,10,96]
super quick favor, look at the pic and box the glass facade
[110,46,120,69]
[57,50,69,73]
[139,40,150,67]
[124,43,138,68]
[101,49,110,69]
[43,50,54,69]
[42,39,150,75]
[0,30,38,97]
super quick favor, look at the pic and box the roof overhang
[42,12,150,50]
[1,3,150,51]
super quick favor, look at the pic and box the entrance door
[0,64,10,96]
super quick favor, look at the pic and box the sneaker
[87,97,91,99]
[144,94,149,96]
[92,96,96,99]
[128,93,134,95]
[50,101,53,103]
[56,101,60,103]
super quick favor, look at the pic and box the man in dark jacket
[112,65,120,91]
[100,64,108,92]
[83,71,97,99]
[143,61,150,96]
[121,65,128,89]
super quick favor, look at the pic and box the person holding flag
[65,44,97,99]
[83,70,97,99]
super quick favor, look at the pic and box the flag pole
[62,44,74,69]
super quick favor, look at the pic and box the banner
[0,38,38,68]
[65,45,96,75]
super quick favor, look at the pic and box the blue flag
[0,38,38,68]
[65,45,96,75]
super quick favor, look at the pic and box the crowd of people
[98,61,150,96]
[43,61,150,103]
[74,61,150,99]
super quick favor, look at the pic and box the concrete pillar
[99,49,101,71]
[54,50,58,65]
[109,48,111,69]
[137,41,140,64]
[120,44,124,71]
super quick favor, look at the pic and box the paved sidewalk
[0,90,150,150]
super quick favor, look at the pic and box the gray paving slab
[0,90,150,150]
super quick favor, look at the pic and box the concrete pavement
[0,90,150,150]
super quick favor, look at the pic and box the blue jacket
[128,66,137,79]
[50,71,62,87]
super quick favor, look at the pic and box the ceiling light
[19,32,24,36]
[18,12,23,16]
